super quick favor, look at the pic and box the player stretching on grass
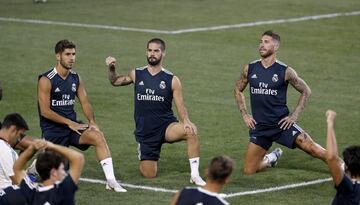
[105,38,205,186]
[234,30,327,175]
[38,40,126,192]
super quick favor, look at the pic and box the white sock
[100,157,116,181]
[264,152,276,166]
[189,157,200,177]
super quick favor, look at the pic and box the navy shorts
[249,123,304,150]
[42,128,90,151]
[136,120,177,161]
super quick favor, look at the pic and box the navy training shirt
[134,67,177,140]
[38,68,79,133]
[176,187,229,205]
[248,60,289,125]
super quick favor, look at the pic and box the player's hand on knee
[243,114,256,129]
[68,121,88,135]
[278,114,297,130]
[183,120,197,136]
[105,56,116,67]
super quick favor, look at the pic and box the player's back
[332,175,360,205]
[20,175,77,205]
[176,187,229,205]
[0,185,28,205]
[247,60,289,125]
[38,68,79,132]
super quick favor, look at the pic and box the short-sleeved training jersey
[134,67,177,140]
[38,68,79,133]
[248,60,289,125]
[176,187,229,205]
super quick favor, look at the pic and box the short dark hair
[208,155,234,183]
[1,113,29,130]
[343,145,360,178]
[55,39,76,54]
[262,30,280,42]
[147,38,166,51]
[36,150,64,180]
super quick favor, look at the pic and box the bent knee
[243,167,257,175]
[140,169,157,178]
[83,130,107,145]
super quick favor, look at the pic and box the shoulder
[0,141,13,157]
[249,59,261,65]
[135,66,147,71]
[39,68,57,80]
[275,60,289,69]
[161,68,174,76]
[59,175,77,190]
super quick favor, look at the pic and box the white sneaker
[106,180,127,192]
[267,148,283,167]
[190,175,206,186]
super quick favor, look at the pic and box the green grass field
[0,0,359,204]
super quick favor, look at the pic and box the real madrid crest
[159,81,166,89]
[272,74,278,82]
[72,83,77,92]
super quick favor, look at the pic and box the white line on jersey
[0,11,359,34]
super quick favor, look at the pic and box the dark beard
[60,60,72,70]
[147,56,161,66]
[259,50,273,58]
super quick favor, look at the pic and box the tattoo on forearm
[108,70,119,84]
[288,69,310,115]
[234,69,249,116]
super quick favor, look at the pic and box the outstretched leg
[295,133,326,162]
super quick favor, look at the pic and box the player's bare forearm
[286,67,311,118]
[47,142,84,184]
[235,89,248,117]
[13,140,47,184]
[81,102,96,124]
[325,110,343,185]
[108,65,132,86]
[234,66,249,117]
[178,106,190,123]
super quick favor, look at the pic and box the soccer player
[12,139,84,205]
[0,113,32,189]
[325,110,360,204]
[105,38,206,185]
[170,155,234,205]
[234,30,327,175]
[37,39,126,192]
